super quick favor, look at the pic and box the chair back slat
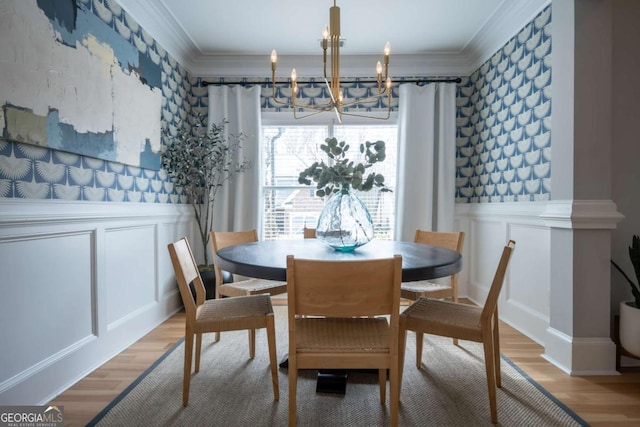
[211,229,259,252]
[167,238,204,317]
[480,240,516,324]
[211,229,259,286]
[287,255,402,319]
[303,227,316,239]
[413,229,465,253]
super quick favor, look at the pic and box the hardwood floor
[48,297,640,426]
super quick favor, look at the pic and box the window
[261,115,398,241]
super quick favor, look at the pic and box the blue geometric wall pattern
[455,6,552,203]
[0,0,198,203]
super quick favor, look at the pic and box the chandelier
[270,0,392,122]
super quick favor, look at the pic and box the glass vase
[316,189,374,252]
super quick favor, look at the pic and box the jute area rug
[88,306,587,426]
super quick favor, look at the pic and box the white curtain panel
[395,83,456,241]
[207,85,262,232]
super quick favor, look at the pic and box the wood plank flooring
[48,297,640,426]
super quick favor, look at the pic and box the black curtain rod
[201,77,461,87]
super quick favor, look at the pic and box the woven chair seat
[401,280,450,293]
[401,297,483,342]
[401,280,451,294]
[195,294,274,333]
[295,317,390,353]
[219,279,287,297]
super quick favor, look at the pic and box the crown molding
[116,0,550,79]
[116,0,199,69]
[463,0,551,73]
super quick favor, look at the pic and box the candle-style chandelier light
[270,0,392,122]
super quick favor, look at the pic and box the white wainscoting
[0,199,196,404]
[455,202,551,346]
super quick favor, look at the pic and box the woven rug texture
[88,306,587,426]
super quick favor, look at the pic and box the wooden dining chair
[167,238,279,406]
[402,230,465,351]
[302,227,316,238]
[211,229,287,298]
[286,255,402,427]
[401,230,465,302]
[398,240,515,424]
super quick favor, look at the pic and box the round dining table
[215,237,463,394]
[215,238,462,282]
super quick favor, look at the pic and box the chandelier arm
[305,100,335,109]
[338,110,391,120]
[291,103,339,113]
[292,108,334,120]
[339,94,390,108]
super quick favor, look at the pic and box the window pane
[263,126,328,186]
[261,123,397,242]
[263,126,328,240]
[262,188,323,240]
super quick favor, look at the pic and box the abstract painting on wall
[0,0,162,170]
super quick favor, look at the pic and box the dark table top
[215,239,462,282]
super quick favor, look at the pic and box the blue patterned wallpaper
[455,6,552,203]
[0,0,197,202]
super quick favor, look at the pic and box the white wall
[0,199,196,404]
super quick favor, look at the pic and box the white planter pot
[620,300,640,358]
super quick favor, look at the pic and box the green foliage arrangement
[161,113,251,265]
[298,137,391,197]
[611,235,640,308]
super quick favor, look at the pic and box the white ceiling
[117,0,550,77]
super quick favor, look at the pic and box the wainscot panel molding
[0,199,196,404]
[455,202,550,347]
[456,199,623,375]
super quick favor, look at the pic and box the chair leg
[378,368,387,404]
[266,316,280,401]
[288,357,297,427]
[183,333,194,407]
[452,278,459,346]
[215,331,220,342]
[482,334,498,424]
[398,317,407,397]
[194,332,202,373]
[416,332,424,369]
[248,329,256,359]
[492,315,502,388]
[390,354,400,427]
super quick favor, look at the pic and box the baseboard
[543,327,619,375]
